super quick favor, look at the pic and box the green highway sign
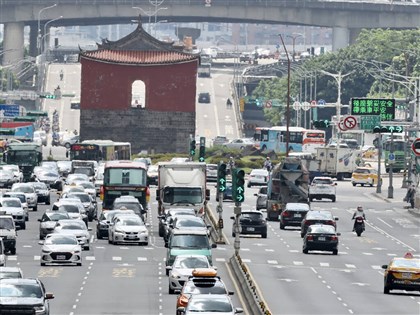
[351,98,395,121]
[360,115,381,131]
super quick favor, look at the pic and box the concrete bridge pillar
[332,27,350,51]
[29,24,38,57]
[3,22,25,73]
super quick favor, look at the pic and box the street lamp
[37,4,57,55]
[278,34,291,157]
[42,16,63,55]
[319,69,354,138]
[286,33,303,62]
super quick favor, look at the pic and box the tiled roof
[81,50,198,64]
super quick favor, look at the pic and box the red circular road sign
[412,138,420,156]
[343,116,357,130]
[338,119,348,131]
[265,100,272,108]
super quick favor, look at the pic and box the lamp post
[286,33,303,62]
[42,16,63,56]
[37,4,57,55]
[278,34,291,157]
[319,69,353,138]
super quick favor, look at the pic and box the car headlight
[171,272,181,279]
[139,230,148,235]
[42,249,51,254]
[72,250,81,254]
[115,229,124,234]
[34,305,46,314]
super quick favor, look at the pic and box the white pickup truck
[309,176,337,202]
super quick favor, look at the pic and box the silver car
[223,138,255,150]
[38,210,71,240]
[254,186,268,210]
[53,199,88,225]
[53,219,91,250]
[167,254,213,294]
[0,170,17,188]
[109,214,149,245]
[11,183,38,211]
[2,192,29,221]
[39,234,82,266]
[0,197,26,230]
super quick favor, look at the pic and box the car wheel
[384,286,390,294]
[332,249,338,255]
[352,183,356,187]
[232,231,236,237]
[370,181,374,187]
[361,184,364,187]
[46,199,50,205]
[331,196,336,202]
[261,232,267,239]
[33,205,37,212]
[41,262,46,266]
[309,198,313,202]
[84,246,90,250]
[280,222,285,230]
[108,238,113,244]
[300,233,305,238]
[21,223,26,230]
[303,248,308,254]
[10,247,16,255]
[169,286,175,294]
[166,268,170,276]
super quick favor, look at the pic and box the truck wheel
[33,206,37,212]
[331,196,336,202]
[21,222,26,230]
[385,168,390,173]
[10,247,16,255]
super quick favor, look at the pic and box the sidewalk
[370,175,420,217]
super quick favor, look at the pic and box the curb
[407,208,420,217]
[205,205,227,244]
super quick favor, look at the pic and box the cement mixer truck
[266,157,310,221]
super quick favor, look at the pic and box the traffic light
[373,125,403,133]
[217,163,227,193]
[232,168,245,202]
[199,137,206,162]
[39,93,56,99]
[313,120,330,128]
[189,139,196,156]
[255,98,261,107]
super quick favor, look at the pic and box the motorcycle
[354,216,365,237]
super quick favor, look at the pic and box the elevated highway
[1,0,420,67]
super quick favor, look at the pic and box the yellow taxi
[351,167,379,187]
[382,252,420,294]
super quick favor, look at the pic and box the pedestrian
[404,185,416,208]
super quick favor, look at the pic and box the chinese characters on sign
[350,98,395,121]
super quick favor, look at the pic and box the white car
[53,219,91,250]
[39,233,82,266]
[108,214,149,245]
[2,192,29,222]
[77,181,96,196]
[52,199,88,225]
[247,169,269,187]
[34,130,47,146]
[223,138,255,150]
[11,183,38,211]
[309,176,337,202]
[1,165,23,183]
[66,173,90,185]
[0,197,26,230]
[0,238,5,266]
[167,254,214,294]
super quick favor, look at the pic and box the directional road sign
[360,115,381,131]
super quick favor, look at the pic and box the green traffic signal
[313,120,329,129]
[232,168,245,202]
[373,125,403,133]
[190,140,196,156]
[40,94,56,99]
[199,145,205,162]
[217,163,227,193]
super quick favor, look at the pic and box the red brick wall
[80,58,198,112]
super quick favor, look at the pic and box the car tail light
[306,235,314,241]
[198,206,204,215]
[146,187,150,203]
[100,186,104,200]
[282,211,290,217]
[326,220,335,225]
[331,235,338,241]
[178,294,189,307]
[305,220,313,225]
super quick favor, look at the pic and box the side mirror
[37,219,42,222]
[38,240,44,245]
[228,291,235,295]
[334,217,339,221]
[336,232,341,236]
[253,193,257,196]
[381,265,388,269]
[334,183,337,186]
[45,293,55,300]
[177,307,185,315]
[235,307,244,314]
[211,243,217,248]
[145,223,150,228]
[230,216,234,220]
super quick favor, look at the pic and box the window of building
[131,80,146,108]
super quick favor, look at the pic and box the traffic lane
[249,263,355,315]
[314,266,420,314]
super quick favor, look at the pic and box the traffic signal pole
[234,202,241,256]
[388,132,394,198]
[376,133,382,194]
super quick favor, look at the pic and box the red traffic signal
[412,138,420,157]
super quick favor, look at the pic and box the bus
[254,126,325,153]
[384,139,408,173]
[69,140,131,161]
[100,160,150,211]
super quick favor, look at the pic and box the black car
[32,182,51,205]
[302,224,340,255]
[33,169,63,191]
[158,208,196,237]
[280,203,310,230]
[301,210,338,238]
[216,182,233,201]
[231,210,267,238]
[0,278,54,314]
[198,92,210,103]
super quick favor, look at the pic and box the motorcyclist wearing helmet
[352,206,366,231]
[263,157,272,171]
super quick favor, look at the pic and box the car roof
[0,278,39,285]
[285,203,310,210]
[313,176,333,180]
[172,229,208,235]
[0,267,23,272]
[241,210,263,214]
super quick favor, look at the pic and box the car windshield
[12,186,34,193]
[306,211,333,220]
[45,235,78,245]
[354,168,370,174]
[313,178,333,185]
[0,284,43,298]
[176,218,205,228]
[174,257,209,269]
[0,219,14,229]
[0,271,22,279]
[184,281,226,294]
[4,194,25,203]
[58,205,79,213]
[171,234,209,248]
[79,182,95,189]
[45,212,69,221]
[32,183,48,190]
[40,171,59,177]
[309,225,336,234]
[60,222,86,230]
[188,297,233,312]
[2,165,18,172]
[68,194,90,203]
[0,170,13,177]
[162,187,203,204]
[392,258,420,268]
[118,217,143,226]
[241,213,262,220]
[2,200,21,208]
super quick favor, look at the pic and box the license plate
[256,176,263,179]
[56,255,66,260]
[401,273,412,279]
[128,235,137,239]
[247,227,255,231]
[317,236,326,241]
[294,213,301,218]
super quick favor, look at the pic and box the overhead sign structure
[412,138,420,157]
[350,98,395,121]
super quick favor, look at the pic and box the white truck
[315,146,362,181]
[156,162,209,216]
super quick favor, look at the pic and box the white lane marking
[23,245,32,248]
[293,261,304,266]
[368,222,417,252]
[363,252,373,256]
[377,218,393,228]
[215,258,226,262]
[345,264,356,269]
[267,260,278,265]
[137,257,148,261]
[112,257,122,261]
[265,249,274,252]
[372,265,382,270]
[34,256,40,261]
[320,262,329,267]
[7,256,17,261]
[241,259,251,263]
[85,256,95,261]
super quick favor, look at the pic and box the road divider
[205,205,227,244]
